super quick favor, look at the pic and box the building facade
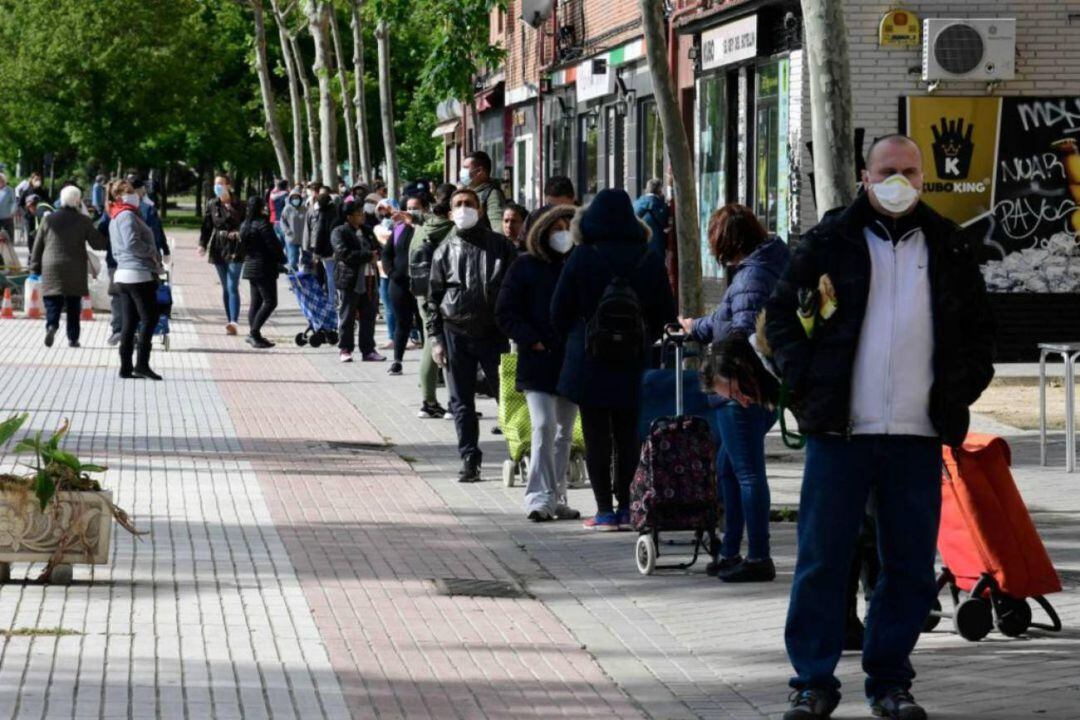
[437,1,1080,355]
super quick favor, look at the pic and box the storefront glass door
[514,135,535,208]
[579,115,600,202]
[754,59,790,240]
[697,73,727,280]
[605,106,625,190]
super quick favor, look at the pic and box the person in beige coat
[29,186,106,347]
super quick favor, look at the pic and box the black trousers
[388,279,418,363]
[118,281,158,373]
[579,404,641,514]
[43,295,81,343]
[248,276,278,338]
[443,329,507,462]
[337,290,376,354]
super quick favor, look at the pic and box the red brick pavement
[171,232,643,719]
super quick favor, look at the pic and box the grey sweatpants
[523,390,578,515]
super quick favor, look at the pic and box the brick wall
[797,0,1080,232]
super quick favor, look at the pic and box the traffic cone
[25,283,42,319]
[0,288,13,319]
[80,295,94,321]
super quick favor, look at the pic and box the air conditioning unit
[922,18,1016,82]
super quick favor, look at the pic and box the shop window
[579,114,600,202]
[753,58,790,241]
[697,73,727,279]
[548,117,573,181]
[485,140,505,182]
[605,106,625,190]
[639,99,664,195]
[513,135,535,208]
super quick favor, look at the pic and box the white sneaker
[339,351,353,363]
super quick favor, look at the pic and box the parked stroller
[288,269,338,348]
[497,350,588,489]
[630,326,720,575]
[154,271,173,350]
[926,434,1063,641]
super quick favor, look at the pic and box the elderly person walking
[29,185,107,348]
[108,179,164,380]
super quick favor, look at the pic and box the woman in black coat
[495,204,580,523]
[239,196,286,348]
[381,194,428,375]
[551,189,676,531]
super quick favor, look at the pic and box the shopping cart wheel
[954,597,993,641]
[309,333,323,348]
[568,456,588,489]
[502,460,515,488]
[635,534,657,576]
[295,332,307,347]
[922,597,943,633]
[995,596,1032,638]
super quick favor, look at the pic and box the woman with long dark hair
[198,174,245,335]
[239,196,287,348]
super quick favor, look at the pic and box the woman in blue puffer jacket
[678,204,789,583]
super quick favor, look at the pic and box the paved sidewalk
[0,229,1077,720]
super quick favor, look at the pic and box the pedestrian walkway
[0,229,1077,719]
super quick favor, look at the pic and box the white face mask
[452,206,479,231]
[870,174,920,215]
[458,168,472,186]
[121,193,140,207]
[363,202,377,216]
[549,230,573,254]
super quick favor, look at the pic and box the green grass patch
[2,627,82,638]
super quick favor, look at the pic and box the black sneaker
[44,326,57,347]
[68,340,80,348]
[132,367,163,381]
[719,557,777,583]
[458,456,481,483]
[388,362,403,375]
[706,554,743,577]
[417,402,446,419]
[784,687,839,720]
[870,688,926,720]
[527,510,552,522]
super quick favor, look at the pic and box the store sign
[906,96,1080,293]
[701,15,757,71]
[576,57,614,103]
[879,9,920,48]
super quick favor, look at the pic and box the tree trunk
[305,0,337,186]
[351,0,373,184]
[329,9,359,186]
[638,0,701,316]
[270,0,304,182]
[290,34,320,181]
[375,18,399,198]
[801,0,856,215]
[250,0,293,180]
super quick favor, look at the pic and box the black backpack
[586,247,649,363]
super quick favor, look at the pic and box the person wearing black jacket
[332,200,379,362]
[550,189,675,531]
[239,196,286,348]
[765,136,995,720]
[495,204,579,522]
[426,188,518,483]
[306,190,338,297]
[198,175,246,335]
[382,194,427,375]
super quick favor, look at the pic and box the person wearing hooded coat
[240,196,287,348]
[279,188,306,272]
[495,204,580,522]
[550,188,676,531]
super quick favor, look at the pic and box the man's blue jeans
[380,276,396,340]
[715,401,776,560]
[785,435,941,700]
[285,243,300,273]
[213,262,242,323]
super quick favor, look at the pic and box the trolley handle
[662,324,687,416]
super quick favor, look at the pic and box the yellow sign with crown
[879,8,920,48]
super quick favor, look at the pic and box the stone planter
[0,489,113,583]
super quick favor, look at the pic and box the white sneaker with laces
[339,351,353,363]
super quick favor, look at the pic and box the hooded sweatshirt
[407,214,454,298]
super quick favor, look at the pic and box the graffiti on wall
[907,96,1080,293]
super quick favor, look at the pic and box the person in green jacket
[408,183,456,419]
[459,150,506,232]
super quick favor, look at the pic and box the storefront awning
[430,120,460,138]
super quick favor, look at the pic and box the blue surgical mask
[289,197,301,207]
[458,168,472,186]
[213,184,226,198]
